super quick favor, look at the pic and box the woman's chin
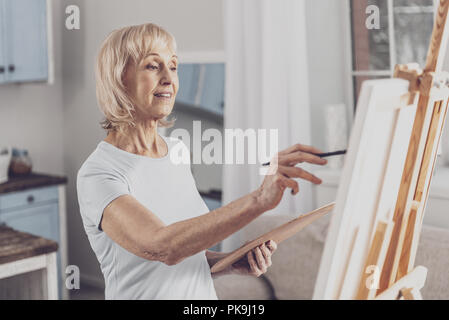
[143,105,173,120]
[150,111,173,121]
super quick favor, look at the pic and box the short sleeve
[77,164,130,232]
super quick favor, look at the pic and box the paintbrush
[261,149,347,166]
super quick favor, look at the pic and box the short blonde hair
[95,23,177,133]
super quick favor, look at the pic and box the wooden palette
[210,202,335,274]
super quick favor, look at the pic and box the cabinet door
[0,0,6,83]
[4,0,48,82]
[200,64,225,115]
[176,64,200,106]
[0,203,59,242]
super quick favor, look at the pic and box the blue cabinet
[200,64,225,115]
[0,186,62,298]
[176,63,225,117]
[0,203,59,243]
[177,64,201,106]
[0,0,48,83]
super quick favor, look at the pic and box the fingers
[267,240,277,252]
[254,247,266,274]
[260,243,272,267]
[279,150,327,166]
[278,174,300,195]
[279,165,322,185]
[247,250,262,277]
[248,241,277,277]
[278,143,324,156]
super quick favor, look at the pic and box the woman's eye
[146,64,158,70]
[171,67,177,71]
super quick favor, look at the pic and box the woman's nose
[160,67,173,85]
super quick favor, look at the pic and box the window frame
[344,0,448,164]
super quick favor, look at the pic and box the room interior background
[0,0,448,292]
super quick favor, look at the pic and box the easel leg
[400,287,423,300]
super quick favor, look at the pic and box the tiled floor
[69,283,104,300]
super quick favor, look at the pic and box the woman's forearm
[155,190,265,265]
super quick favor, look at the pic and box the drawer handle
[27,195,35,203]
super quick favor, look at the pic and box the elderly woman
[77,23,327,300]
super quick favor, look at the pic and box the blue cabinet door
[3,0,48,82]
[0,0,6,83]
[176,63,224,116]
[0,203,59,242]
[200,64,225,115]
[176,64,200,106]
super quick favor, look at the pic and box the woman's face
[124,42,179,123]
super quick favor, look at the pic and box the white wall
[61,0,225,286]
[0,1,64,176]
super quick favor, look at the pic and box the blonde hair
[95,23,177,133]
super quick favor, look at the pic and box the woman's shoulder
[77,141,122,178]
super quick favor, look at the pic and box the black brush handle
[262,149,347,166]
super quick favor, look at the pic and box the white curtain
[221,0,313,251]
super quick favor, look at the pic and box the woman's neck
[104,124,168,158]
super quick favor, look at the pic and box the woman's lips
[154,95,172,101]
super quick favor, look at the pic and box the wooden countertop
[0,225,58,265]
[0,172,67,195]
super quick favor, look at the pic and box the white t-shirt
[76,135,218,300]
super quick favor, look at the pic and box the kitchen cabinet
[0,174,68,299]
[0,0,49,83]
[177,64,200,106]
[176,63,225,118]
[200,64,225,115]
[0,203,59,243]
[0,225,58,299]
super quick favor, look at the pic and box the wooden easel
[356,0,449,300]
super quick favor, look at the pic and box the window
[349,0,449,165]
[350,0,435,105]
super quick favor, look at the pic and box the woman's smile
[153,91,173,102]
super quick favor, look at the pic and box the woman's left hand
[229,240,277,277]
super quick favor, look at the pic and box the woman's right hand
[256,143,328,211]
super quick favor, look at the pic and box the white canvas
[313,79,419,299]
